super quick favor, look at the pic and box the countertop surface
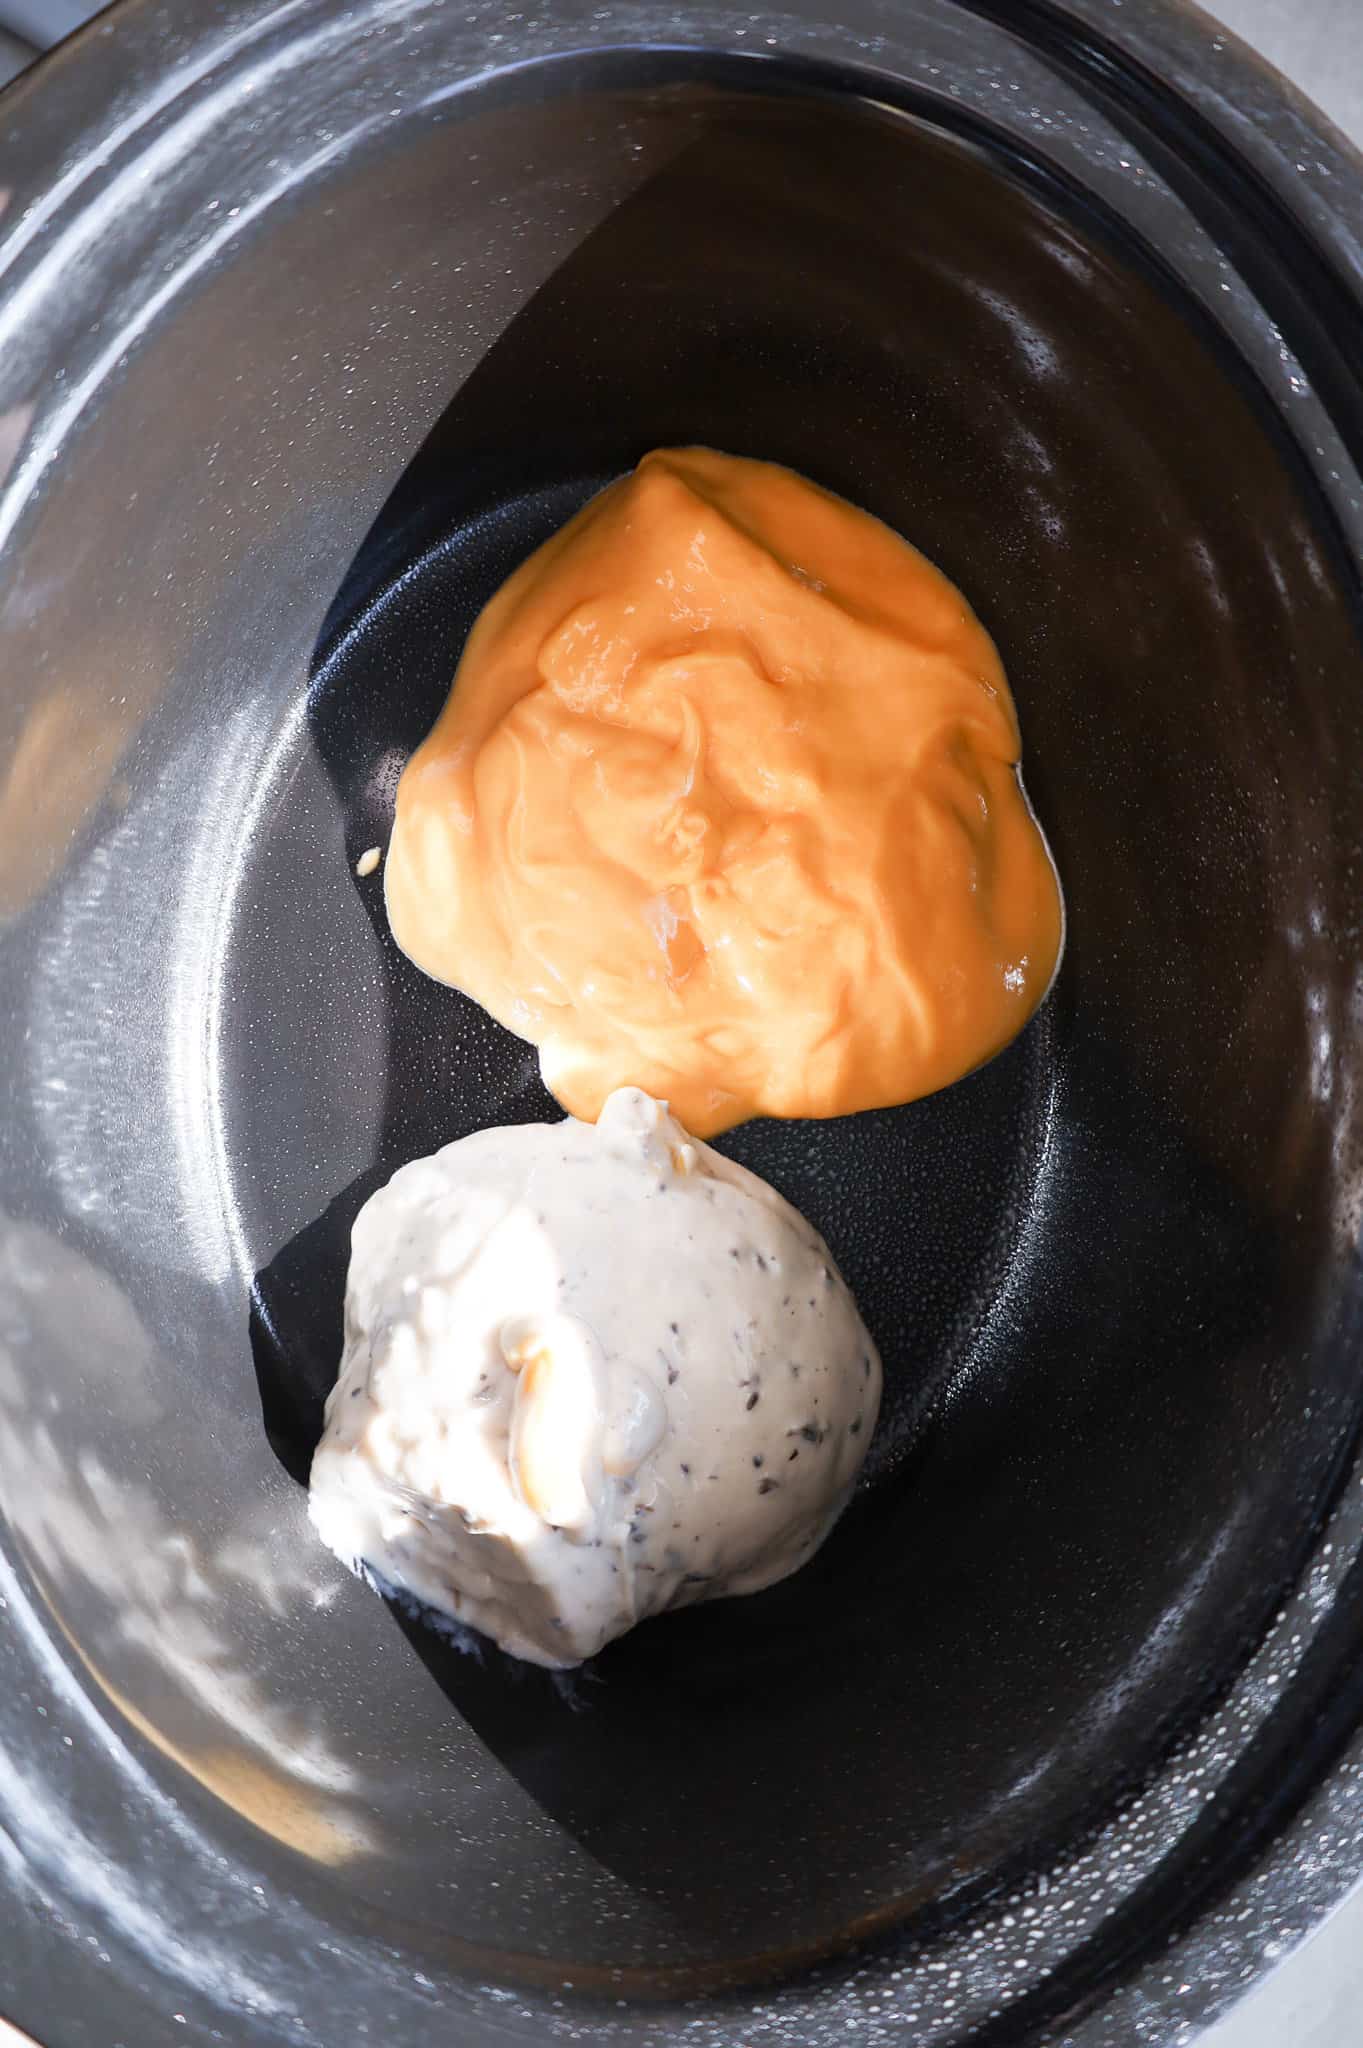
[1196,0,1363,142]
[0,4,1359,2047]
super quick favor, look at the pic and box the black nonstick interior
[239,71,1363,1969]
[3,26,1363,2048]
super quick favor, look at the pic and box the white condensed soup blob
[308,1088,881,1666]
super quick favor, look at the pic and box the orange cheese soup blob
[385,447,1062,1137]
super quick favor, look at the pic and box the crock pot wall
[2,25,1362,2048]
